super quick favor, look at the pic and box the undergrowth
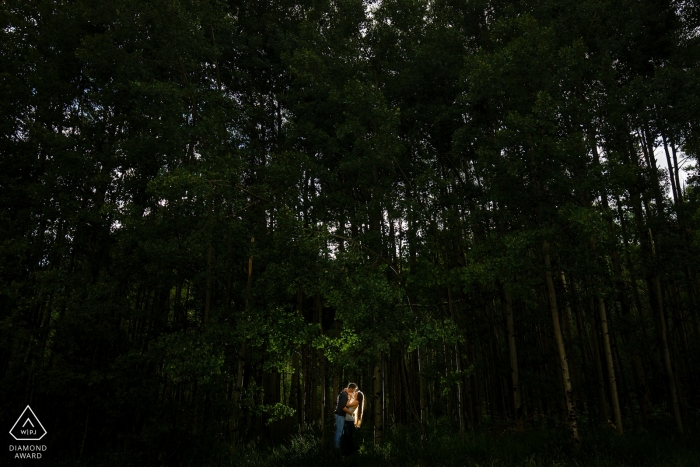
[228,420,700,467]
[59,419,700,467]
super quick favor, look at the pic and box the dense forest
[2,0,700,465]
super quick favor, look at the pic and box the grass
[54,418,700,466]
[226,420,700,467]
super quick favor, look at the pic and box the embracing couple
[333,382,364,458]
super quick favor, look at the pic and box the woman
[341,389,364,457]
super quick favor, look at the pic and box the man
[333,382,357,454]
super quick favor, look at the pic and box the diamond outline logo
[9,406,47,441]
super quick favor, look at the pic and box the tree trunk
[446,282,465,432]
[418,346,426,428]
[543,242,580,447]
[567,275,595,424]
[598,298,623,433]
[232,238,254,443]
[503,286,522,429]
[468,338,479,426]
[316,294,326,446]
[204,242,213,327]
[649,274,684,434]
[662,135,679,206]
[590,293,609,424]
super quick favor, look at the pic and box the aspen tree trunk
[543,242,580,447]
[401,354,422,424]
[668,282,690,356]
[309,349,317,425]
[175,283,182,326]
[487,300,509,421]
[541,314,568,423]
[567,275,595,423]
[203,193,218,328]
[204,241,213,327]
[303,353,309,428]
[668,281,691,403]
[401,348,426,442]
[460,340,475,429]
[382,358,387,433]
[454,345,465,432]
[432,353,439,421]
[291,351,301,426]
[640,128,667,211]
[598,298,623,433]
[232,238,254,443]
[333,321,340,411]
[684,267,700,340]
[447,283,465,432]
[588,131,633,444]
[468,338,479,426]
[443,340,453,423]
[590,294,609,424]
[392,353,401,425]
[670,140,683,200]
[593,155,652,426]
[231,341,245,444]
[417,346,426,427]
[662,135,679,205]
[609,223,651,423]
[316,294,326,446]
[484,341,493,420]
[615,200,653,421]
[559,273,584,406]
[244,238,254,307]
[263,370,281,443]
[643,219,684,434]
[649,274,684,434]
[292,285,303,428]
[502,286,522,429]
[224,234,234,316]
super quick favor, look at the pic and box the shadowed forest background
[2,0,700,465]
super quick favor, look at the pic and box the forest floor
[53,418,700,467]
[234,421,700,467]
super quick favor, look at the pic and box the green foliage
[2,0,700,464]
